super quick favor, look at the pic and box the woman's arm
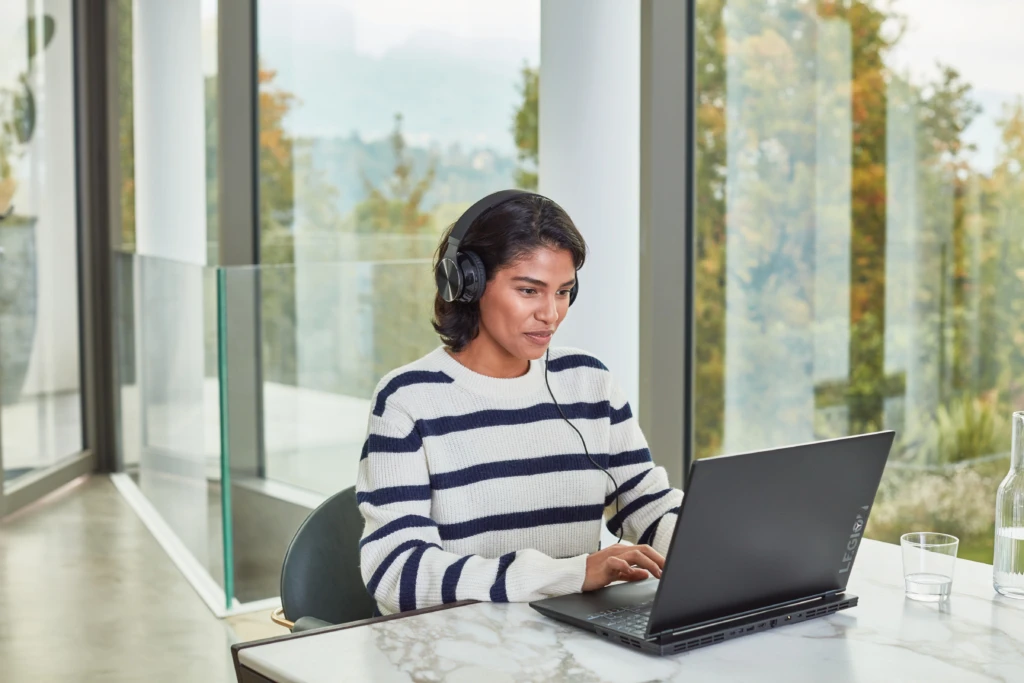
[357,408,587,615]
[603,379,684,556]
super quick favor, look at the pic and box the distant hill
[296,134,522,218]
[261,25,536,157]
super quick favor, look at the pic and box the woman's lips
[524,331,552,344]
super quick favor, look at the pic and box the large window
[256,0,541,494]
[693,0,1024,562]
[104,0,541,606]
[0,0,83,488]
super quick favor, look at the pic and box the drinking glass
[901,532,958,602]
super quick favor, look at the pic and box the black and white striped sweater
[357,345,683,615]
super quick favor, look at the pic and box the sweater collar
[431,346,548,399]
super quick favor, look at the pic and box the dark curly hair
[433,194,587,352]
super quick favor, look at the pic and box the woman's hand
[582,544,665,592]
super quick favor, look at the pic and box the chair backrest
[279,486,378,625]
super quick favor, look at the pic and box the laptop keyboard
[585,600,653,637]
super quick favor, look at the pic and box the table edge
[231,600,477,682]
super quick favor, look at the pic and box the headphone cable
[544,348,623,554]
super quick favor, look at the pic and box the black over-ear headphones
[434,189,580,306]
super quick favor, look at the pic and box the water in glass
[905,572,952,601]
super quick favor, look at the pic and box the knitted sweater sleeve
[356,405,588,615]
[603,377,684,557]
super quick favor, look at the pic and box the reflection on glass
[250,259,436,495]
[695,0,1024,562]
[0,0,83,488]
[118,254,226,589]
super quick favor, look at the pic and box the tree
[252,66,299,384]
[985,100,1024,407]
[117,0,134,248]
[258,66,298,263]
[355,113,436,235]
[512,64,539,190]
[691,0,1024,562]
[691,0,992,455]
[354,113,440,382]
[692,0,728,459]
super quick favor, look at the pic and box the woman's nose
[536,295,559,323]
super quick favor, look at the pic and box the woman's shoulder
[369,347,454,421]
[545,346,631,405]
[544,346,611,374]
[546,346,617,394]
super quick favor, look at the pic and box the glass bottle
[994,411,1024,599]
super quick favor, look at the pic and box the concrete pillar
[539,0,641,412]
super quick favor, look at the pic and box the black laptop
[530,431,895,656]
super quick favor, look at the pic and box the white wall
[539,0,641,411]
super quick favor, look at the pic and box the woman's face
[477,246,577,361]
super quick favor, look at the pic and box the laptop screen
[646,431,893,635]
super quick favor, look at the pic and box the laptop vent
[672,633,725,653]
[618,636,641,649]
[805,603,844,619]
[665,602,852,655]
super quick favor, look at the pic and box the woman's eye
[557,289,571,297]
[519,288,537,295]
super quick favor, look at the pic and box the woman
[357,190,683,615]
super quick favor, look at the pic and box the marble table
[233,540,1024,682]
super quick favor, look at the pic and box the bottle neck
[1013,412,1024,470]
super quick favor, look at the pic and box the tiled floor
[0,475,285,683]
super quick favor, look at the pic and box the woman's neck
[448,336,530,379]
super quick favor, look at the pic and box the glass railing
[113,250,438,610]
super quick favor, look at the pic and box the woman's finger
[607,555,630,571]
[607,556,632,578]
[601,544,666,570]
[621,567,650,582]
[631,544,666,570]
[608,556,650,582]
[622,549,663,578]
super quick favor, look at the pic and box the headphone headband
[442,190,539,263]
[435,189,579,306]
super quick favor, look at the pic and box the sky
[885,0,1024,173]
[260,0,541,60]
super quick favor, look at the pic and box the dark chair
[270,486,378,632]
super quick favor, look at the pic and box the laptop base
[533,592,858,656]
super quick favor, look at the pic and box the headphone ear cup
[456,250,487,303]
[569,272,580,307]
[435,257,463,303]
